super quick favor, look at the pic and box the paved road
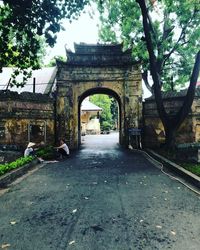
[0,133,199,250]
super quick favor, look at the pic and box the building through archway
[80,96,103,136]
[56,43,142,149]
[78,90,120,145]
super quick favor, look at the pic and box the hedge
[0,156,34,176]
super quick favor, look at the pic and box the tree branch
[174,50,200,129]
[162,9,197,66]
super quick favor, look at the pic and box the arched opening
[78,88,122,147]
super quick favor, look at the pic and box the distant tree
[110,97,118,129]
[90,94,113,128]
[46,56,66,67]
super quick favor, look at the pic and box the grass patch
[180,163,200,177]
[154,148,200,177]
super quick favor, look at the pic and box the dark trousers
[58,148,69,158]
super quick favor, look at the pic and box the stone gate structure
[56,44,142,149]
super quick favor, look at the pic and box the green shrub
[36,146,55,160]
[101,121,111,131]
[0,146,55,177]
[0,156,34,176]
[36,146,53,156]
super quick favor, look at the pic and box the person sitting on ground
[24,142,36,157]
[24,142,44,162]
[55,139,70,159]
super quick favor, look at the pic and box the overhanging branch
[175,50,200,129]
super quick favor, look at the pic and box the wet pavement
[0,133,200,250]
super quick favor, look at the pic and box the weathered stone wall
[0,91,55,147]
[143,94,200,147]
[56,60,142,149]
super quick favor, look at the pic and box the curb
[145,149,200,189]
[0,159,39,188]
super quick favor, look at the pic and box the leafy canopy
[0,0,88,86]
[46,55,67,67]
[90,94,117,129]
[96,0,200,91]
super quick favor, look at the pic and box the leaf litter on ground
[10,221,17,225]
[1,243,11,249]
[68,240,75,245]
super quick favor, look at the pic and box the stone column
[123,66,142,147]
[56,82,74,148]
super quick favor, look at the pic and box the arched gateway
[56,44,142,149]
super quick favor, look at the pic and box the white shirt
[24,147,33,157]
[60,143,69,155]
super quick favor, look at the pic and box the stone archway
[78,87,122,146]
[56,43,142,149]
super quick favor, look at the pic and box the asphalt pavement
[0,133,199,250]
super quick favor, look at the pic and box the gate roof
[64,43,136,66]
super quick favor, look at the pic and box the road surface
[0,133,199,250]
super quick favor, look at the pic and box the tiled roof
[81,99,102,111]
[0,90,52,102]
[145,87,200,100]
[0,67,57,94]
[73,43,124,55]
[65,43,135,66]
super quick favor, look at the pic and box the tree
[96,0,200,93]
[136,0,200,147]
[90,94,113,128]
[46,55,66,67]
[96,0,200,147]
[110,97,118,129]
[0,0,88,86]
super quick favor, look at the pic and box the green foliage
[0,146,55,176]
[90,94,112,126]
[36,146,55,160]
[181,163,200,177]
[110,98,118,128]
[0,156,34,176]
[96,0,200,91]
[46,55,66,67]
[101,121,111,131]
[156,147,200,177]
[0,0,88,86]
[90,94,118,129]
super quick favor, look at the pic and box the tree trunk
[164,125,176,148]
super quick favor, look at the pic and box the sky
[44,4,152,98]
[44,0,162,63]
[44,5,100,63]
